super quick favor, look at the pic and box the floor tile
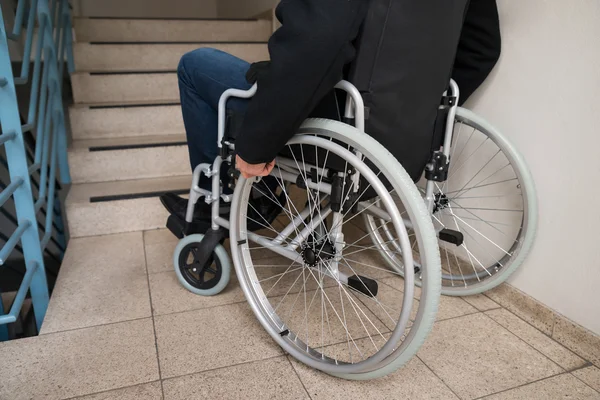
[144,229,179,274]
[573,366,600,393]
[553,316,600,366]
[486,309,586,370]
[486,284,554,335]
[291,355,459,399]
[148,271,246,315]
[162,357,308,400]
[41,232,151,334]
[417,313,563,400]
[461,294,500,311]
[270,285,390,352]
[0,319,159,400]
[154,303,283,378]
[372,278,477,331]
[436,296,479,321]
[481,373,600,399]
[74,382,163,400]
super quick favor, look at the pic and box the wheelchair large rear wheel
[229,118,441,380]
[365,107,537,296]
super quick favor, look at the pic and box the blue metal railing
[0,0,74,339]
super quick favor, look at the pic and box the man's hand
[236,155,275,179]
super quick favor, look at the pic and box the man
[160,0,501,229]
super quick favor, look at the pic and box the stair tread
[75,17,262,21]
[71,72,179,104]
[73,42,269,73]
[70,100,181,109]
[70,133,187,150]
[77,41,268,45]
[73,18,271,43]
[67,175,191,204]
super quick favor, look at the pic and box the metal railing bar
[0,0,73,332]
[28,162,40,175]
[0,197,64,253]
[0,231,24,256]
[24,17,46,130]
[13,0,38,85]
[0,261,39,325]
[0,178,24,208]
[34,85,55,206]
[0,221,31,266]
[34,46,51,164]
[0,131,16,145]
[40,119,58,251]
[1,227,60,273]
[6,0,26,40]
[1,148,64,226]
[22,129,63,195]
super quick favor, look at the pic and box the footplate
[166,213,211,239]
[347,275,379,297]
[438,228,464,246]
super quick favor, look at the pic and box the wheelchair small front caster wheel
[173,234,231,296]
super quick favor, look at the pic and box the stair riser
[69,105,184,140]
[74,43,269,72]
[72,73,179,104]
[68,145,190,183]
[74,19,271,43]
[67,197,173,238]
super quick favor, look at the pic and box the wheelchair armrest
[224,109,245,142]
[246,61,270,84]
[217,84,258,149]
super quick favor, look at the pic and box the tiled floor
[1,229,599,400]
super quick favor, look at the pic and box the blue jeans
[178,48,252,190]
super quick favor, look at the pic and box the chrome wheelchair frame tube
[217,83,258,148]
[424,79,460,213]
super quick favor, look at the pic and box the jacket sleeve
[235,0,368,164]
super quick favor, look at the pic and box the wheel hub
[433,192,450,214]
[301,239,336,267]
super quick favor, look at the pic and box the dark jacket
[452,0,501,105]
[235,0,369,165]
[235,0,498,181]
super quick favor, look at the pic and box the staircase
[0,15,278,398]
[65,17,271,238]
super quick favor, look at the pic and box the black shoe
[159,193,229,222]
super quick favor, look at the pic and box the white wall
[466,0,600,334]
[75,0,218,18]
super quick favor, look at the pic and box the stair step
[66,175,191,237]
[74,42,269,72]
[74,17,272,43]
[72,73,179,104]
[68,134,189,183]
[69,103,183,140]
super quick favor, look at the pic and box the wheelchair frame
[183,79,460,253]
[182,80,415,290]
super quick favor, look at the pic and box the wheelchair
[364,80,537,296]
[167,80,537,379]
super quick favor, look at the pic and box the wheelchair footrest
[347,275,378,297]
[167,214,186,239]
[166,214,212,239]
[438,228,464,246]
